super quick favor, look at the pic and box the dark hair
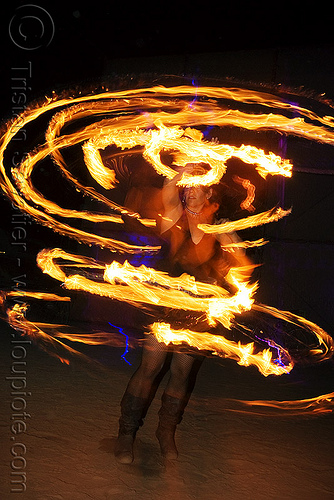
[207,182,223,205]
[181,163,243,220]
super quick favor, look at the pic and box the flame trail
[150,322,293,377]
[1,83,333,414]
[198,207,292,234]
[233,175,256,212]
[225,391,334,416]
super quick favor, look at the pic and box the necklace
[185,205,202,217]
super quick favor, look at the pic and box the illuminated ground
[1,319,333,500]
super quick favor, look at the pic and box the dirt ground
[1,319,334,500]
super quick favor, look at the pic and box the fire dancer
[114,164,252,464]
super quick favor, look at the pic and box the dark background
[0,1,334,336]
[1,7,334,498]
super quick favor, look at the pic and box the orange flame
[0,85,298,252]
[36,248,257,330]
[150,322,293,377]
[229,391,334,415]
[2,291,71,301]
[253,303,334,362]
[233,175,256,212]
[198,207,292,235]
[0,84,333,415]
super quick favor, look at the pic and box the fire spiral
[1,82,333,413]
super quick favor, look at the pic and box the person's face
[184,185,209,208]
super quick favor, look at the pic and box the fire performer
[114,164,252,464]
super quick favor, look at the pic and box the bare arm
[160,170,183,234]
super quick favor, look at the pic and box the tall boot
[156,393,186,460]
[114,391,148,464]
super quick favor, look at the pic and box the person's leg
[125,333,169,399]
[115,334,169,464]
[156,351,203,459]
[164,351,199,399]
